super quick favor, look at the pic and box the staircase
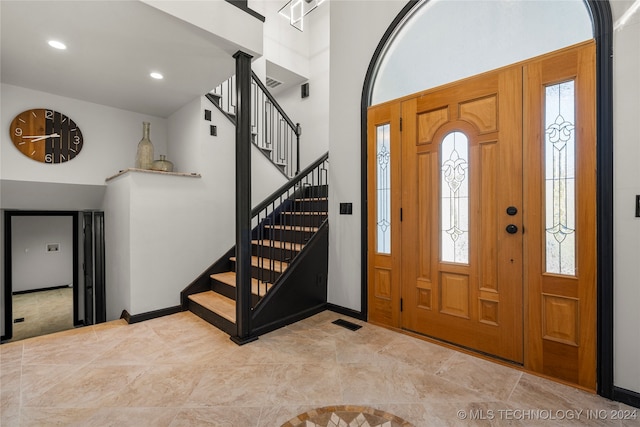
[206,71,301,178]
[181,154,329,339]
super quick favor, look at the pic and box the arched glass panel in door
[440,131,469,264]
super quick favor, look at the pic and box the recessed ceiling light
[48,40,67,50]
[150,72,164,80]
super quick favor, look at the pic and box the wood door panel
[417,152,433,281]
[459,95,498,133]
[367,102,402,328]
[542,293,580,346]
[523,41,596,389]
[418,108,449,145]
[479,141,498,292]
[401,65,524,363]
[440,272,470,318]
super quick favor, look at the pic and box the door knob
[506,224,518,234]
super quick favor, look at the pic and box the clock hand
[22,133,60,142]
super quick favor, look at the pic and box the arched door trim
[359,0,614,399]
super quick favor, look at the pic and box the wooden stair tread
[229,255,288,271]
[252,239,304,251]
[210,271,272,297]
[264,224,318,232]
[294,197,328,201]
[188,291,235,323]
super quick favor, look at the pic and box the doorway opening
[2,210,106,342]
[3,211,79,342]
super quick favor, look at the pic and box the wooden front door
[400,63,524,363]
[367,41,596,389]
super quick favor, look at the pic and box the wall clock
[9,108,84,164]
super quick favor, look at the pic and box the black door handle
[506,224,518,234]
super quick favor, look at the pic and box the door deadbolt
[506,224,518,234]
[506,206,518,216]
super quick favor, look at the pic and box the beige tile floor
[1,310,638,426]
[8,288,74,342]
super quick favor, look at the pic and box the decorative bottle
[135,122,154,169]
[151,155,174,172]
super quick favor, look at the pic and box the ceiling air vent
[266,77,283,89]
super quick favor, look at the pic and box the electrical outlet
[340,203,352,215]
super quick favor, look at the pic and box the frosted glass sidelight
[441,132,469,264]
[545,81,576,275]
[376,124,391,254]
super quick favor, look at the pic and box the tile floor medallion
[281,405,414,427]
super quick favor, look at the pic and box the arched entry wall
[360,0,614,398]
[370,0,592,104]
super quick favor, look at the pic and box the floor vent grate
[332,318,362,331]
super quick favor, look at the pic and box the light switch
[340,203,352,215]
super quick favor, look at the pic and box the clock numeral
[45,154,53,163]
[31,150,37,156]
[14,127,23,137]
[18,118,26,123]
[45,110,53,119]
[74,136,81,145]
[60,154,66,161]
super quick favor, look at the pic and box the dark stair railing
[250,152,329,299]
[182,53,327,343]
[180,152,329,341]
[207,72,301,178]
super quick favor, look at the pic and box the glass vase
[151,155,174,172]
[135,122,154,169]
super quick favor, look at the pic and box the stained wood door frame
[360,0,614,399]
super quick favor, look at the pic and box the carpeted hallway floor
[0,310,636,426]
[8,287,74,342]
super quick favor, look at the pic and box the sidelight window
[544,80,576,275]
[376,124,391,254]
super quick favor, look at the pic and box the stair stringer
[250,220,329,337]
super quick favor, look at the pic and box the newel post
[231,50,257,345]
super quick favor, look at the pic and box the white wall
[273,0,330,167]
[328,0,405,311]
[372,0,591,104]
[328,0,640,396]
[611,0,640,397]
[248,0,330,168]
[102,177,131,321]
[11,216,73,292]
[1,84,168,186]
[251,0,311,80]
[1,83,167,327]
[102,96,288,317]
